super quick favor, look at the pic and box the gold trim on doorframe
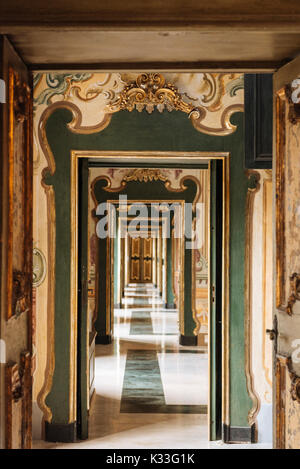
[275,88,286,310]
[36,182,56,423]
[70,150,230,431]
[36,109,60,424]
[158,226,163,296]
[262,174,273,389]
[207,161,212,436]
[171,226,177,306]
[117,216,123,306]
[70,150,79,423]
[192,213,201,336]
[244,170,261,430]
[222,155,230,428]
[91,202,100,334]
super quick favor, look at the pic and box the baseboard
[95,334,112,345]
[223,423,256,443]
[179,334,197,346]
[45,421,76,443]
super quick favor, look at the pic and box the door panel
[129,236,153,283]
[273,55,300,449]
[143,238,152,258]
[131,259,140,281]
[0,36,33,449]
[144,260,152,281]
[131,237,140,258]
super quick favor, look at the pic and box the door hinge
[212,285,215,303]
[266,329,276,341]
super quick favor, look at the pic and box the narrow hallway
[36,287,209,448]
[87,291,209,448]
[33,286,272,449]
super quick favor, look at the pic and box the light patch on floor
[158,352,208,406]
[33,285,272,449]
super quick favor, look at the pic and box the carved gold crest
[123,168,168,183]
[106,73,201,117]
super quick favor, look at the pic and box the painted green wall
[45,107,252,428]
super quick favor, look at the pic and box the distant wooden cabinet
[244,74,273,169]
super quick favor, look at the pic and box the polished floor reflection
[93,303,209,448]
[33,292,271,449]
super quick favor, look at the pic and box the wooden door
[129,237,152,283]
[272,56,300,449]
[209,160,223,441]
[77,159,89,440]
[0,36,33,449]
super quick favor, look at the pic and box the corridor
[35,284,209,448]
[33,283,271,449]
[89,284,209,448]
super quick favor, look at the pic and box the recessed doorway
[75,151,229,447]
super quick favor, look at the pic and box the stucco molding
[244,170,261,430]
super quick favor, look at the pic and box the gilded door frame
[71,150,230,436]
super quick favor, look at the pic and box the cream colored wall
[32,131,50,439]
[250,170,273,442]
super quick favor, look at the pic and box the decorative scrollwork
[106,73,198,116]
[123,168,168,183]
[287,357,300,404]
[286,273,300,316]
[245,170,261,428]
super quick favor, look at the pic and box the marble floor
[33,283,272,449]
